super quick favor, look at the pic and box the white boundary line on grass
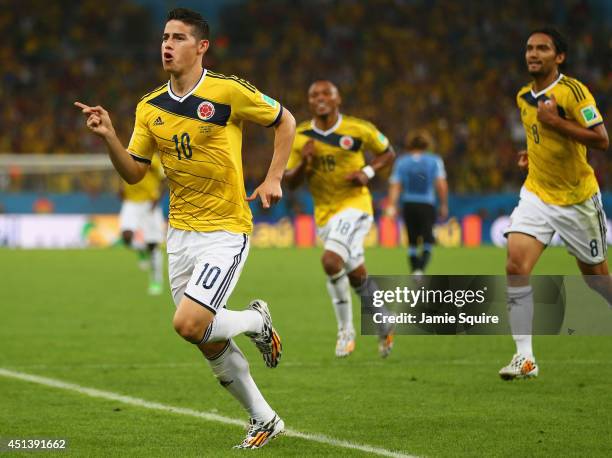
[0,368,415,458]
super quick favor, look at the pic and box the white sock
[326,270,353,331]
[208,340,275,423]
[204,308,263,343]
[150,246,163,284]
[507,285,534,358]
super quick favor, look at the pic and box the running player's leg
[319,209,371,356]
[553,192,611,307]
[402,203,420,273]
[143,202,165,295]
[167,228,282,446]
[319,212,356,355]
[321,248,354,356]
[577,260,612,307]
[344,213,394,357]
[119,201,149,269]
[499,232,545,379]
[420,204,436,273]
[171,231,264,346]
[501,188,553,379]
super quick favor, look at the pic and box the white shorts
[317,208,373,272]
[167,227,250,312]
[119,200,165,243]
[505,187,608,265]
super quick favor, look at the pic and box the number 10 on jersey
[172,132,192,160]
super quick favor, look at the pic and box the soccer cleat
[335,329,356,357]
[246,300,282,368]
[499,353,539,380]
[234,415,285,449]
[378,329,394,358]
[147,281,162,296]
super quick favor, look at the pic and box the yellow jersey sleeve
[127,100,156,162]
[567,82,604,129]
[361,121,390,154]
[229,79,283,127]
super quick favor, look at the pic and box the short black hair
[529,26,568,57]
[166,8,209,40]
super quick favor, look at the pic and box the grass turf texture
[1,247,611,457]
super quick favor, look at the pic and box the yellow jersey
[122,154,164,202]
[288,114,390,226]
[127,69,283,234]
[517,73,604,205]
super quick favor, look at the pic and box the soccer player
[285,80,396,358]
[386,129,448,276]
[119,154,166,295]
[75,8,296,448]
[500,27,610,380]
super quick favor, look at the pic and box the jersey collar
[167,69,207,103]
[311,113,343,136]
[530,73,563,98]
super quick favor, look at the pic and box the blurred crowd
[2,0,610,194]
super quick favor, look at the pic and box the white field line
[0,368,415,458]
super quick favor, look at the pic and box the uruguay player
[386,130,448,276]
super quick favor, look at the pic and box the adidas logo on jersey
[153,116,164,126]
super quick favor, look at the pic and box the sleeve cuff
[266,105,284,128]
[129,152,152,164]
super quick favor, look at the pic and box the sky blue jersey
[390,152,446,205]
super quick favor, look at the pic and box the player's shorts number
[531,124,540,144]
[336,219,352,235]
[590,239,598,257]
[173,133,193,160]
[195,263,221,289]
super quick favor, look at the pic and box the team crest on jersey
[197,101,215,120]
[339,135,354,150]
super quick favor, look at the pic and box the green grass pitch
[1,246,611,456]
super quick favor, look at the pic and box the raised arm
[74,102,148,184]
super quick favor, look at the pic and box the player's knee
[122,231,134,246]
[506,256,530,276]
[321,251,344,276]
[172,314,206,344]
[348,269,366,288]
